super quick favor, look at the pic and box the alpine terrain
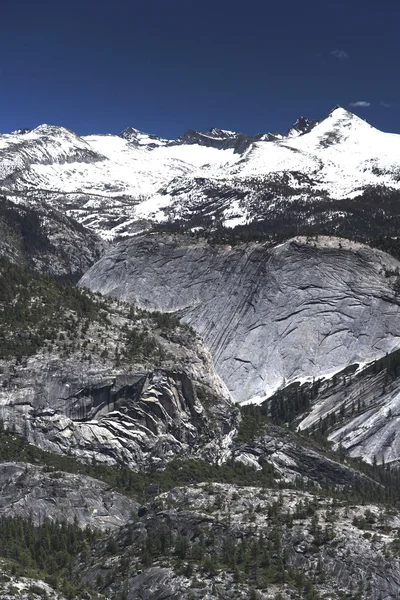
[2,107,400,600]
[2,106,400,239]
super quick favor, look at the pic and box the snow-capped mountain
[2,106,400,238]
[147,107,400,233]
[223,106,400,196]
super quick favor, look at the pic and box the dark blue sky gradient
[1,0,399,137]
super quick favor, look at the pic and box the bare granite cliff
[79,234,400,405]
[0,262,235,470]
[0,462,137,530]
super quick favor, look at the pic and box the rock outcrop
[0,363,234,470]
[0,273,234,468]
[0,462,137,530]
[79,234,400,405]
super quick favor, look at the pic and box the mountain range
[2,106,400,240]
[2,106,400,599]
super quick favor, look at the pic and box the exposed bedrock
[80,234,400,404]
[0,361,235,470]
[0,462,137,530]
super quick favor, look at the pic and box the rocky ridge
[78,482,400,600]
[2,107,400,239]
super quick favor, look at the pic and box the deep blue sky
[1,0,399,138]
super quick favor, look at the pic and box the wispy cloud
[331,49,349,60]
[381,101,392,108]
[349,101,371,108]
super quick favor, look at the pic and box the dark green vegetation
[236,380,324,439]
[0,196,52,256]
[0,516,100,599]
[107,499,322,600]
[0,195,104,278]
[0,258,108,360]
[154,219,291,247]
[0,258,193,364]
[121,309,194,365]
[155,187,400,266]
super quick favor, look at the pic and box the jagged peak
[10,128,31,135]
[293,116,310,125]
[119,126,168,145]
[120,126,142,136]
[179,127,244,141]
[207,128,239,139]
[175,128,247,151]
[286,116,319,138]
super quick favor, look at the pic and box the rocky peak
[10,128,31,135]
[119,126,168,147]
[207,128,238,139]
[286,115,319,138]
[177,129,233,147]
[175,128,256,153]
[119,126,141,138]
[32,123,79,138]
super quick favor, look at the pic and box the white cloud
[349,101,371,108]
[331,49,349,60]
[381,101,392,108]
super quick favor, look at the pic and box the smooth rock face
[0,462,137,530]
[80,234,400,404]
